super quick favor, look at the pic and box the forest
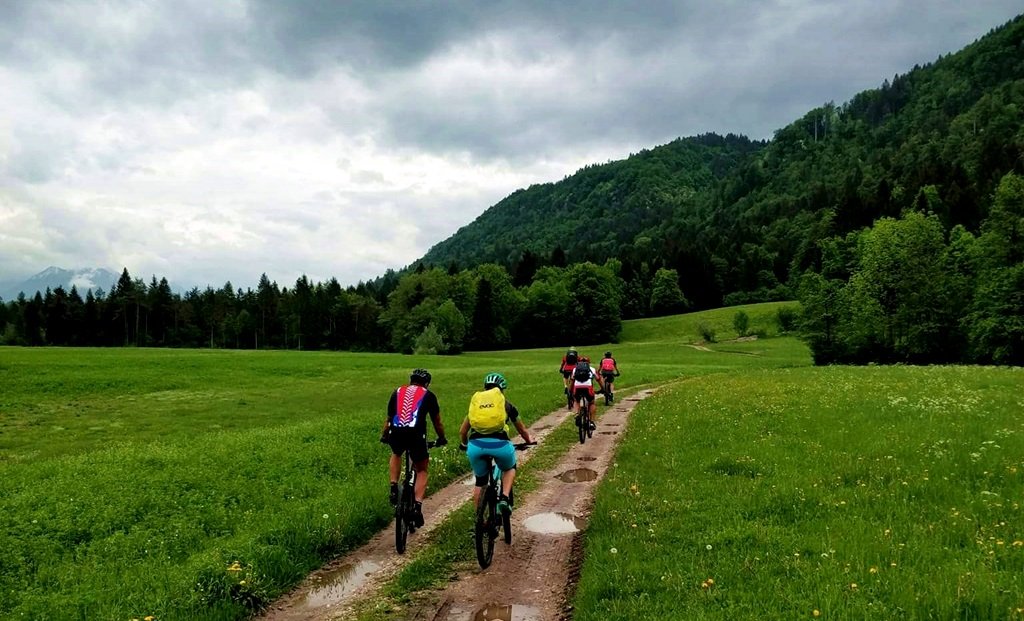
[1,15,1021,364]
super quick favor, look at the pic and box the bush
[732,311,749,337]
[697,322,716,343]
[775,306,799,333]
[413,324,445,355]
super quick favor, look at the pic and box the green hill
[420,15,1024,309]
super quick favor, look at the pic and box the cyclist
[381,368,447,528]
[459,372,535,516]
[571,356,603,429]
[559,347,579,405]
[599,351,620,403]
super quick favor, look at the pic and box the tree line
[0,255,696,352]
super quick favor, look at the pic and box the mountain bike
[575,390,594,444]
[394,440,437,554]
[474,441,535,568]
[601,372,619,405]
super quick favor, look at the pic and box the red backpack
[600,357,616,372]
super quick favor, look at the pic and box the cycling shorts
[388,429,429,464]
[561,369,573,379]
[573,385,595,401]
[467,437,517,478]
[601,372,615,385]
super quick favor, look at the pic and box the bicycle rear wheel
[475,488,497,568]
[395,492,409,554]
[577,407,586,444]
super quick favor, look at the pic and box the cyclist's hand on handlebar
[515,441,537,451]
[379,433,389,444]
[434,436,448,448]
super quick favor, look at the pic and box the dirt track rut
[260,389,654,621]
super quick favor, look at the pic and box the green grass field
[0,304,809,620]
[573,365,1024,619]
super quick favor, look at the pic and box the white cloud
[0,0,1020,289]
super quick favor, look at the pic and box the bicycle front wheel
[475,488,497,568]
[502,488,513,544]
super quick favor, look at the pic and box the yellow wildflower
[813,611,821,618]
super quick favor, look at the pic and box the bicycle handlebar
[515,441,537,451]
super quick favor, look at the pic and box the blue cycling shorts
[467,438,517,477]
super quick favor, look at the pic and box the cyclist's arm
[426,393,445,441]
[459,418,471,445]
[382,391,397,437]
[512,418,534,444]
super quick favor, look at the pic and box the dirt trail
[260,389,654,621]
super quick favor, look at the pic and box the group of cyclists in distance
[379,347,619,530]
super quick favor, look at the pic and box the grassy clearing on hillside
[574,366,1024,620]
[619,301,799,344]
[0,305,810,620]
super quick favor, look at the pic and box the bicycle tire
[475,487,497,568]
[395,490,409,554]
[577,408,586,444]
[586,398,594,438]
[502,487,513,544]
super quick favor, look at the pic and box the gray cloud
[0,0,1020,289]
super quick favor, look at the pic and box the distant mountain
[0,267,119,301]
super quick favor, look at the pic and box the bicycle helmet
[483,372,508,390]
[410,368,432,385]
[604,351,612,357]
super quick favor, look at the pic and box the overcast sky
[1,1,1020,291]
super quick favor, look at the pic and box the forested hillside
[2,15,1021,362]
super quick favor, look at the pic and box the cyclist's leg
[466,440,491,508]
[387,434,405,504]
[409,434,430,502]
[491,441,518,498]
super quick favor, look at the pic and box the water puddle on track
[302,559,381,608]
[599,431,617,435]
[523,512,586,535]
[555,468,598,483]
[577,456,597,462]
[471,603,541,621]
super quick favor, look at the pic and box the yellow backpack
[468,387,508,435]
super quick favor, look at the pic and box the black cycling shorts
[561,369,572,379]
[601,372,615,385]
[388,429,429,464]
[573,386,593,403]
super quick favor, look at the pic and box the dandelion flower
[706,544,713,550]
[240,580,246,586]
[701,581,709,589]
[707,578,714,585]
[323,514,329,519]
[850,583,858,590]
[813,611,821,618]
[869,567,878,574]
[610,547,618,554]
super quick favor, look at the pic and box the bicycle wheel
[577,407,586,444]
[502,487,513,544]
[475,487,497,568]
[395,490,409,554]
[586,400,594,438]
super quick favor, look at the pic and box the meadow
[573,365,1024,619]
[0,304,806,620]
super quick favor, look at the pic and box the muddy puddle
[599,431,617,435]
[471,603,540,621]
[555,468,598,483]
[523,512,586,534]
[577,456,597,462]
[302,559,381,607]
[445,603,541,621]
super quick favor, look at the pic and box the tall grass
[0,304,811,619]
[573,365,1024,619]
